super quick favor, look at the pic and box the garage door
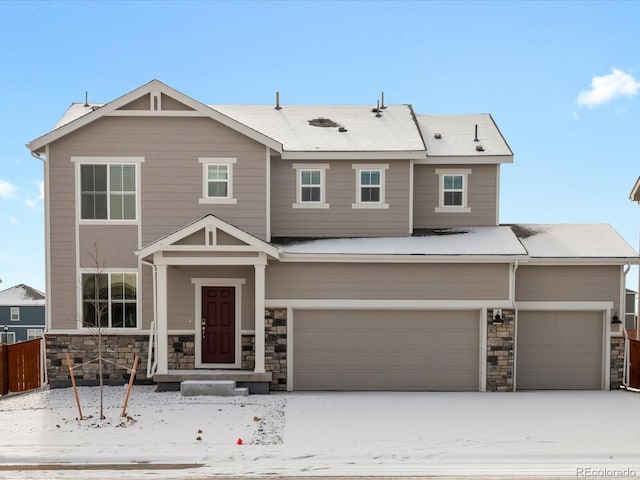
[293,310,480,391]
[516,311,603,390]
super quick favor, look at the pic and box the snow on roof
[54,103,103,129]
[417,114,512,157]
[212,104,425,153]
[275,227,527,256]
[513,224,639,259]
[0,284,45,306]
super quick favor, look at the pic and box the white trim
[479,308,487,392]
[292,163,330,209]
[516,301,614,311]
[10,307,20,321]
[71,156,145,164]
[43,145,52,333]
[162,245,258,252]
[106,110,208,118]
[266,147,271,242]
[199,157,237,204]
[153,256,266,266]
[29,80,283,153]
[409,159,414,234]
[495,164,500,226]
[351,164,389,209]
[280,253,527,264]
[415,155,513,165]
[27,328,44,340]
[282,151,426,161]
[266,299,513,310]
[192,278,245,369]
[286,306,294,392]
[156,265,169,374]
[254,263,266,374]
[435,168,471,213]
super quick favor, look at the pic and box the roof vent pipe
[275,91,282,110]
[84,91,89,107]
[474,124,479,142]
[380,92,387,109]
[375,100,382,117]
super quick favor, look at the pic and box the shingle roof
[212,104,426,154]
[417,114,512,158]
[0,284,46,306]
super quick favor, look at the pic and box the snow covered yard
[0,386,639,479]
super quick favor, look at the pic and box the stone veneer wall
[609,336,625,390]
[168,335,195,370]
[46,334,150,385]
[486,308,515,392]
[242,308,288,391]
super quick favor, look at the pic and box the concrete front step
[180,380,249,397]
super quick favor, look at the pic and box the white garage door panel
[293,309,480,391]
[517,311,603,390]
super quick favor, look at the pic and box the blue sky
[0,0,639,293]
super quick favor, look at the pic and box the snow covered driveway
[0,386,639,478]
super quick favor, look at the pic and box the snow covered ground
[0,386,639,479]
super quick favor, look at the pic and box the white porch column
[254,258,266,374]
[156,264,169,375]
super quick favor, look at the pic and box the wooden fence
[0,338,43,395]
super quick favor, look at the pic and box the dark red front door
[202,286,235,364]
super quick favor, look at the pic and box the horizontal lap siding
[79,225,138,268]
[516,265,620,312]
[266,262,509,300]
[413,164,498,227]
[271,159,410,237]
[48,116,268,331]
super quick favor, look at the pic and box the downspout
[141,259,158,378]
[621,263,631,388]
[510,260,519,392]
[30,150,49,387]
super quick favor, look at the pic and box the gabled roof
[417,114,513,163]
[28,80,282,154]
[512,224,639,261]
[212,104,426,159]
[630,176,640,202]
[137,214,280,260]
[0,284,46,306]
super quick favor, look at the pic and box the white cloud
[38,181,44,200]
[577,68,640,107]
[9,217,18,224]
[25,198,37,209]
[0,179,17,198]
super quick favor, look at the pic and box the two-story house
[0,284,45,343]
[28,80,639,392]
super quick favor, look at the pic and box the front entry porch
[153,369,273,394]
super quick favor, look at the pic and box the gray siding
[0,306,45,342]
[266,262,509,300]
[271,159,411,237]
[413,164,498,228]
[79,225,138,268]
[166,266,255,331]
[48,115,269,331]
[515,265,621,313]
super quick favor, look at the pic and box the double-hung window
[27,329,44,340]
[74,157,143,221]
[435,168,471,213]
[10,307,19,321]
[352,164,389,209]
[293,164,329,208]
[82,272,137,329]
[199,158,237,204]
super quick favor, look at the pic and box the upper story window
[293,164,330,209]
[435,168,471,213]
[10,307,19,322]
[73,157,143,223]
[352,164,389,209]
[199,158,237,204]
[82,272,137,329]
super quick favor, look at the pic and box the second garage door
[293,309,480,391]
[516,311,603,390]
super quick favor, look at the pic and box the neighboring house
[626,289,637,331]
[0,284,45,343]
[27,80,639,392]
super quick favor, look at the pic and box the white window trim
[72,157,144,225]
[10,307,19,322]
[292,163,330,209]
[27,328,44,340]
[78,269,139,331]
[435,168,471,213]
[0,332,16,344]
[198,157,238,204]
[352,164,389,209]
[191,278,245,368]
